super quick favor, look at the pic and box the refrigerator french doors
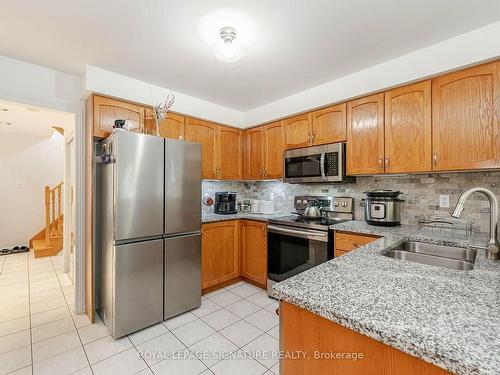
[97,132,202,338]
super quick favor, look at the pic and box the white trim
[74,102,86,314]
[63,131,75,275]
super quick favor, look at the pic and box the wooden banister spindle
[51,190,55,236]
[45,186,50,242]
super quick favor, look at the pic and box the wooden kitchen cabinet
[264,121,285,178]
[245,121,285,180]
[144,110,185,139]
[284,113,312,149]
[384,81,432,173]
[347,93,385,175]
[311,103,347,145]
[245,127,266,179]
[92,95,145,139]
[241,220,267,287]
[201,220,240,289]
[334,231,379,257]
[219,126,243,180]
[184,118,218,179]
[432,61,500,171]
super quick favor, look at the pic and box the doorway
[0,99,79,309]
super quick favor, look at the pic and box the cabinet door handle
[307,134,311,144]
[385,158,389,166]
[378,157,383,165]
[433,154,438,166]
[311,132,315,144]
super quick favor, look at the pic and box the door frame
[63,131,75,278]
[0,95,86,314]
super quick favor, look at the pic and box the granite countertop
[272,221,500,375]
[202,211,287,223]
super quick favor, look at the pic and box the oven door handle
[320,152,326,181]
[267,225,328,242]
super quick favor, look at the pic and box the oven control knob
[342,201,348,207]
[334,201,339,207]
[303,199,307,205]
[296,199,302,205]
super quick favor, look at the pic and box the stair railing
[44,182,64,240]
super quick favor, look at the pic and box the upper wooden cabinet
[311,103,347,145]
[246,127,266,179]
[384,81,432,173]
[432,61,500,171]
[347,93,385,175]
[245,121,285,180]
[264,121,285,178]
[185,118,243,180]
[184,118,218,179]
[219,126,243,180]
[144,110,185,140]
[201,220,240,289]
[92,95,145,138]
[284,113,312,149]
[241,220,267,287]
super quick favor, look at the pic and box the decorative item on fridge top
[113,119,126,130]
[151,93,176,136]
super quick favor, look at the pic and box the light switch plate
[439,195,450,208]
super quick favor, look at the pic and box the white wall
[0,55,82,114]
[0,131,65,248]
[85,65,245,127]
[244,21,500,126]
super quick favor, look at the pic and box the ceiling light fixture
[0,121,12,125]
[213,26,243,63]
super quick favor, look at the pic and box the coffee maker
[214,192,237,214]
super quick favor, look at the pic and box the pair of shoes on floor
[1,245,29,255]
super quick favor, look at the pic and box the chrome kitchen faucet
[452,187,499,260]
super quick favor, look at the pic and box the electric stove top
[268,215,351,231]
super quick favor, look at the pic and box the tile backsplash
[202,171,500,233]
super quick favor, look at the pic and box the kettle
[304,199,322,218]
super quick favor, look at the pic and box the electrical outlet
[439,195,450,208]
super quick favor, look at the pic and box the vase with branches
[151,93,175,136]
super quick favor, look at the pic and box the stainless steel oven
[266,196,354,296]
[267,224,331,295]
[283,142,352,183]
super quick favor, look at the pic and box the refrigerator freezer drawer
[164,233,201,320]
[112,239,163,338]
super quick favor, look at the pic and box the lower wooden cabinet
[281,301,451,375]
[202,219,268,291]
[241,220,267,286]
[201,220,240,289]
[334,231,379,257]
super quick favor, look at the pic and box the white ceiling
[0,0,499,111]
[0,100,75,137]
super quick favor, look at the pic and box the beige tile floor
[0,252,280,375]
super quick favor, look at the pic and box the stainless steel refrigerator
[96,131,201,338]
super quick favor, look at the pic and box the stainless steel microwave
[283,143,353,183]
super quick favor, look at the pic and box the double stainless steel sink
[383,240,477,270]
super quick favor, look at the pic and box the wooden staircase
[30,183,64,258]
